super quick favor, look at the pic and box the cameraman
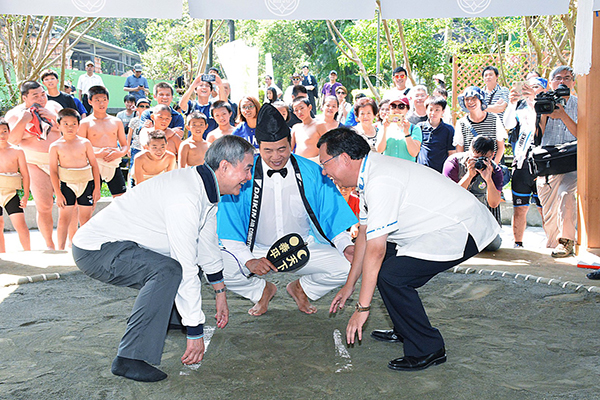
[443,136,503,251]
[503,77,547,248]
[536,66,578,258]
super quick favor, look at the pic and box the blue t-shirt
[184,100,217,139]
[233,122,258,149]
[416,121,456,173]
[124,75,149,101]
[140,107,185,130]
[344,108,358,127]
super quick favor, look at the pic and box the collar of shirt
[261,157,293,181]
[356,152,370,194]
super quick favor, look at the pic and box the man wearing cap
[321,70,343,99]
[301,65,319,111]
[454,86,506,165]
[77,61,105,114]
[217,104,357,316]
[124,64,149,101]
[283,73,303,104]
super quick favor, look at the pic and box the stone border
[449,265,600,294]
[2,272,62,287]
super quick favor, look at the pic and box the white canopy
[0,0,576,19]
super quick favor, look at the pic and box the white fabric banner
[216,40,259,104]
[380,0,570,19]
[0,0,182,19]
[573,0,595,75]
[188,0,376,20]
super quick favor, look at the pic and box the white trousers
[536,171,577,248]
[222,241,350,304]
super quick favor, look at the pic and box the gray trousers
[72,241,182,365]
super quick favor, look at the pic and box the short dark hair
[354,97,378,117]
[292,97,311,109]
[123,94,136,103]
[148,130,167,143]
[317,126,370,160]
[208,67,220,75]
[154,82,174,96]
[432,87,448,98]
[205,135,255,172]
[88,85,109,100]
[187,111,208,125]
[211,100,232,117]
[57,108,81,124]
[20,81,42,97]
[0,117,10,131]
[471,136,495,155]
[40,69,58,81]
[393,66,407,76]
[482,66,499,77]
[425,96,447,110]
[291,84,307,98]
[153,104,171,114]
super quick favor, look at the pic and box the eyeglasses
[552,75,573,82]
[242,105,256,111]
[336,91,346,95]
[319,154,340,167]
[138,104,150,108]
[390,103,408,110]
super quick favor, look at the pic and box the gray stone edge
[449,265,600,294]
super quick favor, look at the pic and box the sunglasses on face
[390,103,408,110]
[336,91,346,95]
[138,104,150,108]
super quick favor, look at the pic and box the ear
[218,159,230,172]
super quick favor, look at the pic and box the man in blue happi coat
[218,103,357,316]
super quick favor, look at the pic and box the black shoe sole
[387,355,447,371]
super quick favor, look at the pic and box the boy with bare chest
[133,131,176,185]
[139,104,182,159]
[49,109,100,250]
[78,86,128,197]
[0,118,31,252]
[291,97,327,161]
[206,101,235,144]
[179,112,209,168]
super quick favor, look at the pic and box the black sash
[246,155,334,252]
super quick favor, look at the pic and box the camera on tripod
[534,84,570,114]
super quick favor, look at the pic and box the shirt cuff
[206,271,224,284]
[186,324,204,336]
[332,231,353,256]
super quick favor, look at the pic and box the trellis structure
[450,52,570,122]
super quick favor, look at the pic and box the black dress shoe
[370,329,404,343]
[388,347,447,371]
[587,270,600,280]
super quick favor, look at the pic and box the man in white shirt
[218,104,357,316]
[71,135,255,382]
[77,60,105,114]
[319,127,500,372]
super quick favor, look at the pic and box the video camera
[534,84,570,114]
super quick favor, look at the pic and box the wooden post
[451,55,458,124]
[577,11,600,255]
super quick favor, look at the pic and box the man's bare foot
[248,282,277,316]
[286,279,317,314]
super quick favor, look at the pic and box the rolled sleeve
[165,201,215,328]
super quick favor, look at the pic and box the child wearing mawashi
[49,108,100,250]
[0,118,31,252]
[78,85,128,197]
